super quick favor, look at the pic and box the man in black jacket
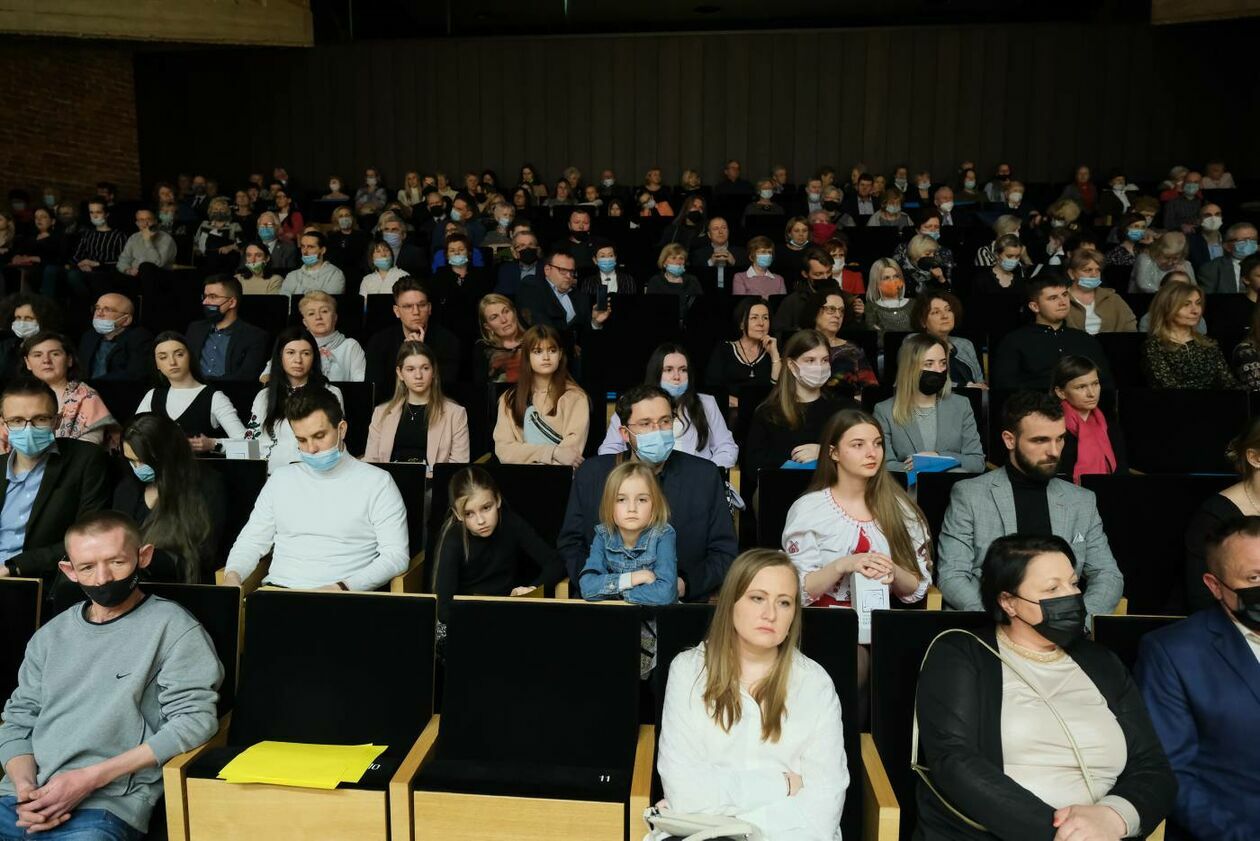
[990,275,1113,391]
[558,384,737,602]
[516,249,608,353]
[185,275,270,382]
[379,212,428,278]
[78,293,153,381]
[364,277,460,397]
[0,380,110,584]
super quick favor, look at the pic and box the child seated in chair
[579,461,678,605]
[433,466,563,639]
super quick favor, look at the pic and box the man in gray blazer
[938,391,1123,623]
[1198,222,1257,294]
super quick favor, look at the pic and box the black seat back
[1092,614,1183,672]
[143,582,242,716]
[230,590,436,750]
[755,468,814,548]
[0,578,41,704]
[870,610,991,841]
[439,598,639,771]
[1083,474,1233,614]
[377,463,428,558]
[1119,389,1246,473]
[199,459,269,563]
[915,471,980,550]
[331,380,374,456]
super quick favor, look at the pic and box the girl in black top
[432,466,563,628]
[742,330,855,497]
[326,206,370,276]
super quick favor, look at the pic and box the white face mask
[939,201,954,213]
[1007,191,1023,204]
[793,361,831,389]
[1201,216,1223,232]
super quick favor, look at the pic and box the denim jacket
[579,522,678,605]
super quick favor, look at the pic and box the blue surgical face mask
[1076,276,1102,289]
[1184,183,1200,196]
[382,231,402,248]
[373,257,392,270]
[159,211,174,224]
[93,317,117,335]
[448,253,469,267]
[131,462,156,483]
[923,230,940,240]
[633,428,675,464]
[665,263,686,277]
[1000,257,1021,272]
[1234,239,1259,258]
[596,257,617,273]
[300,440,342,473]
[759,189,774,200]
[753,253,774,270]
[450,208,463,222]
[660,378,687,398]
[337,216,353,231]
[258,226,276,241]
[301,253,320,267]
[1126,228,1145,242]
[9,426,55,458]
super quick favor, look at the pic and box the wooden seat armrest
[389,715,442,841]
[390,551,426,593]
[163,713,232,841]
[553,579,571,600]
[861,733,900,841]
[214,557,270,594]
[630,725,656,836]
[925,585,943,611]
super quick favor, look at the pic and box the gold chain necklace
[997,627,1065,663]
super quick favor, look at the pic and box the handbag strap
[910,629,1101,832]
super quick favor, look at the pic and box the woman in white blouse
[137,331,246,453]
[245,326,344,473]
[656,548,848,841]
[597,343,738,468]
[360,240,410,298]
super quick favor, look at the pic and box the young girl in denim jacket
[579,461,678,606]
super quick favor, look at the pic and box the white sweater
[656,644,848,841]
[225,455,409,591]
[360,267,410,297]
[281,261,346,295]
[245,384,344,473]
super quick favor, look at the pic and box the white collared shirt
[599,272,619,294]
[1231,613,1260,665]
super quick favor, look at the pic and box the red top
[813,526,868,608]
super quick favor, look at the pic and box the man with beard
[937,391,1123,623]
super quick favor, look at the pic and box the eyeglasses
[397,302,431,312]
[4,416,55,431]
[819,305,844,315]
[547,264,576,277]
[627,417,673,433]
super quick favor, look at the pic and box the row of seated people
[1,506,1254,840]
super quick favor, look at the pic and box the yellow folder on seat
[217,741,387,789]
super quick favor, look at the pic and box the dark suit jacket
[77,325,154,381]
[557,451,737,601]
[688,243,749,272]
[1197,255,1240,295]
[184,317,270,382]
[516,274,594,346]
[1,439,110,579]
[916,627,1176,840]
[365,321,460,398]
[494,262,538,298]
[1137,608,1259,840]
[266,239,299,273]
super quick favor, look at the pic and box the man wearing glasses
[0,381,110,585]
[364,276,460,398]
[76,293,153,382]
[184,275,269,382]
[558,383,737,603]
[516,249,610,352]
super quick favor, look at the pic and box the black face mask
[81,569,140,608]
[429,206,446,220]
[517,247,539,265]
[685,210,705,225]
[918,370,947,396]
[1223,584,1260,631]
[1016,592,1086,648]
[822,200,841,213]
[570,230,590,243]
[203,304,224,323]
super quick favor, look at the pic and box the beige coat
[364,398,470,473]
[493,387,589,464]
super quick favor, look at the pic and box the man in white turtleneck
[223,387,408,591]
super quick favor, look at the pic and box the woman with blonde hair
[397,171,424,214]
[365,341,469,471]
[1140,281,1239,389]
[1131,231,1196,293]
[655,548,847,840]
[865,258,913,336]
[873,334,985,473]
[646,243,702,299]
[903,233,951,295]
[974,214,1025,266]
[493,324,589,466]
[475,293,526,384]
[866,188,911,228]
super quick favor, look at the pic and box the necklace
[997,627,1064,663]
[405,402,425,422]
[1244,481,1260,515]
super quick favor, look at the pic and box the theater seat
[0,577,42,704]
[1092,614,1183,673]
[754,468,814,548]
[1118,389,1246,474]
[393,596,651,841]
[135,582,243,717]
[164,589,437,841]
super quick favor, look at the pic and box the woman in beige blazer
[493,324,589,466]
[365,340,470,473]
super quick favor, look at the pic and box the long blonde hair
[808,409,929,577]
[760,329,829,430]
[891,334,952,426]
[478,293,524,345]
[386,341,446,426]
[701,549,803,743]
[1147,281,1210,347]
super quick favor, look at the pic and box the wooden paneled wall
[135,20,1260,191]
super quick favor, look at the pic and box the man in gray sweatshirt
[0,511,221,839]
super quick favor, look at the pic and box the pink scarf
[1061,401,1115,484]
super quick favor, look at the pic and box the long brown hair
[702,549,803,743]
[808,409,930,576]
[759,329,829,430]
[386,341,445,427]
[891,334,952,427]
[506,325,578,426]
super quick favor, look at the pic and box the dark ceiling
[311,0,1138,41]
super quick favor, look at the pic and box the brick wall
[0,40,140,207]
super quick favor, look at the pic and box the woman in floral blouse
[1141,282,1240,390]
[16,331,116,446]
[799,289,877,399]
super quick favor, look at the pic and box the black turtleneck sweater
[1005,462,1052,536]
